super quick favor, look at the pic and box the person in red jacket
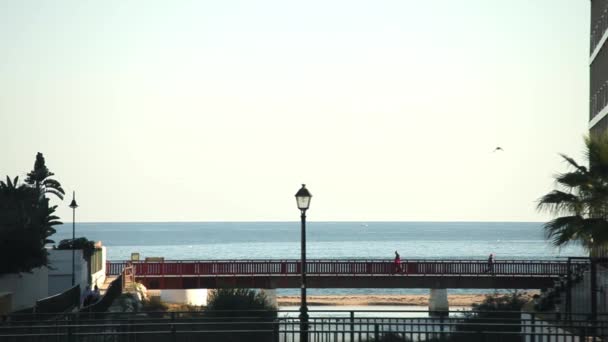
[394,251,402,273]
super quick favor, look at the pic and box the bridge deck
[106,259,585,290]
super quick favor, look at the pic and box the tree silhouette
[537,135,608,253]
[0,153,64,275]
[25,152,65,200]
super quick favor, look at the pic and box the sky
[0,0,592,222]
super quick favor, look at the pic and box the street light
[295,184,312,342]
[69,191,78,286]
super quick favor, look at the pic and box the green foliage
[206,288,276,314]
[367,333,409,342]
[470,291,529,313]
[366,332,446,342]
[56,237,96,261]
[25,152,65,200]
[112,293,142,312]
[0,153,65,275]
[537,135,608,252]
[204,289,277,342]
[0,176,63,274]
[450,291,527,342]
[141,296,169,314]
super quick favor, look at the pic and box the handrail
[106,259,582,277]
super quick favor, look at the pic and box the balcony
[591,4,608,62]
[591,80,608,124]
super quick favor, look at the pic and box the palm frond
[555,172,589,189]
[560,153,587,172]
[543,216,587,248]
[44,188,64,200]
[537,190,581,215]
[46,220,62,227]
[42,179,64,194]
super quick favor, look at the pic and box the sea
[51,221,586,298]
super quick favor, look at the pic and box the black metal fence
[1,310,606,342]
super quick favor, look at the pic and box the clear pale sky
[0,0,591,222]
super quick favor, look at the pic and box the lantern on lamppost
[69,191,78,286]
[295,184,312,342]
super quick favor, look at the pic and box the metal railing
[591,80,608,122]
[106,259,585,278]
[34,285,80,315]
[1,310,606,341]
[591,4,608,56]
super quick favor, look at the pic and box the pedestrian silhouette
[394,251,402,273]
[485,253,494,273]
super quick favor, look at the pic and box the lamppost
[69,191,78,286]
[295,184,312,342]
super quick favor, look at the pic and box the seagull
[493,147,503,152]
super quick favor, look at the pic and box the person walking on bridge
[485,253,494,273]
[394,251,402,274]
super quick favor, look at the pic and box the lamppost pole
[69,191,78,286]
[300,208,308,339]
[295,184,312,342]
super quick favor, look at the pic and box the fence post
[67,326,74,342]
[273,318,280,342]
[171,323,177,342]
[530,312,535,342]
[591,258,598,322]
[580,326,586,342]
[350,311,355,342]
[374,324,379,341]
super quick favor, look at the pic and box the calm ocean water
[51,221,586,295]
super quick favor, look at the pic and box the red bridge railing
[106,259,586,277]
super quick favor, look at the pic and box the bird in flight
[493,147,503,152]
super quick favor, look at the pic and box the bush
[203,288,278,342]
[56,238,96,261]
[366,332,446,342]
[450,291,528,342]
[141,296,169,317]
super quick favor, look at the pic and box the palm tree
[0,176,60,274]
[25,152,65,200]
[537,135,608,255]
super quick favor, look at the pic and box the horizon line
[71,220,546,224]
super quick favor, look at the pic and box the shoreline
[277,293,537,307]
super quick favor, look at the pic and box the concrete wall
[47,249,87,297]
[90,246,107,289]
[160,289,208,306]
[429,288,449,316]
[0,267,49,311]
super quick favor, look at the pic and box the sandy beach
[277,293,537,307]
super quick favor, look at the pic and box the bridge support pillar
[259,289,277,308]
[429,288,449,317]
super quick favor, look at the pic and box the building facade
[590,0,608,136]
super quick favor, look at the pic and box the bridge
[106,259,585,290]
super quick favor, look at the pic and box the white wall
[47,249,87,296]
[160,289,207,306]
[90,246,107,289]
[0,267,48,311]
